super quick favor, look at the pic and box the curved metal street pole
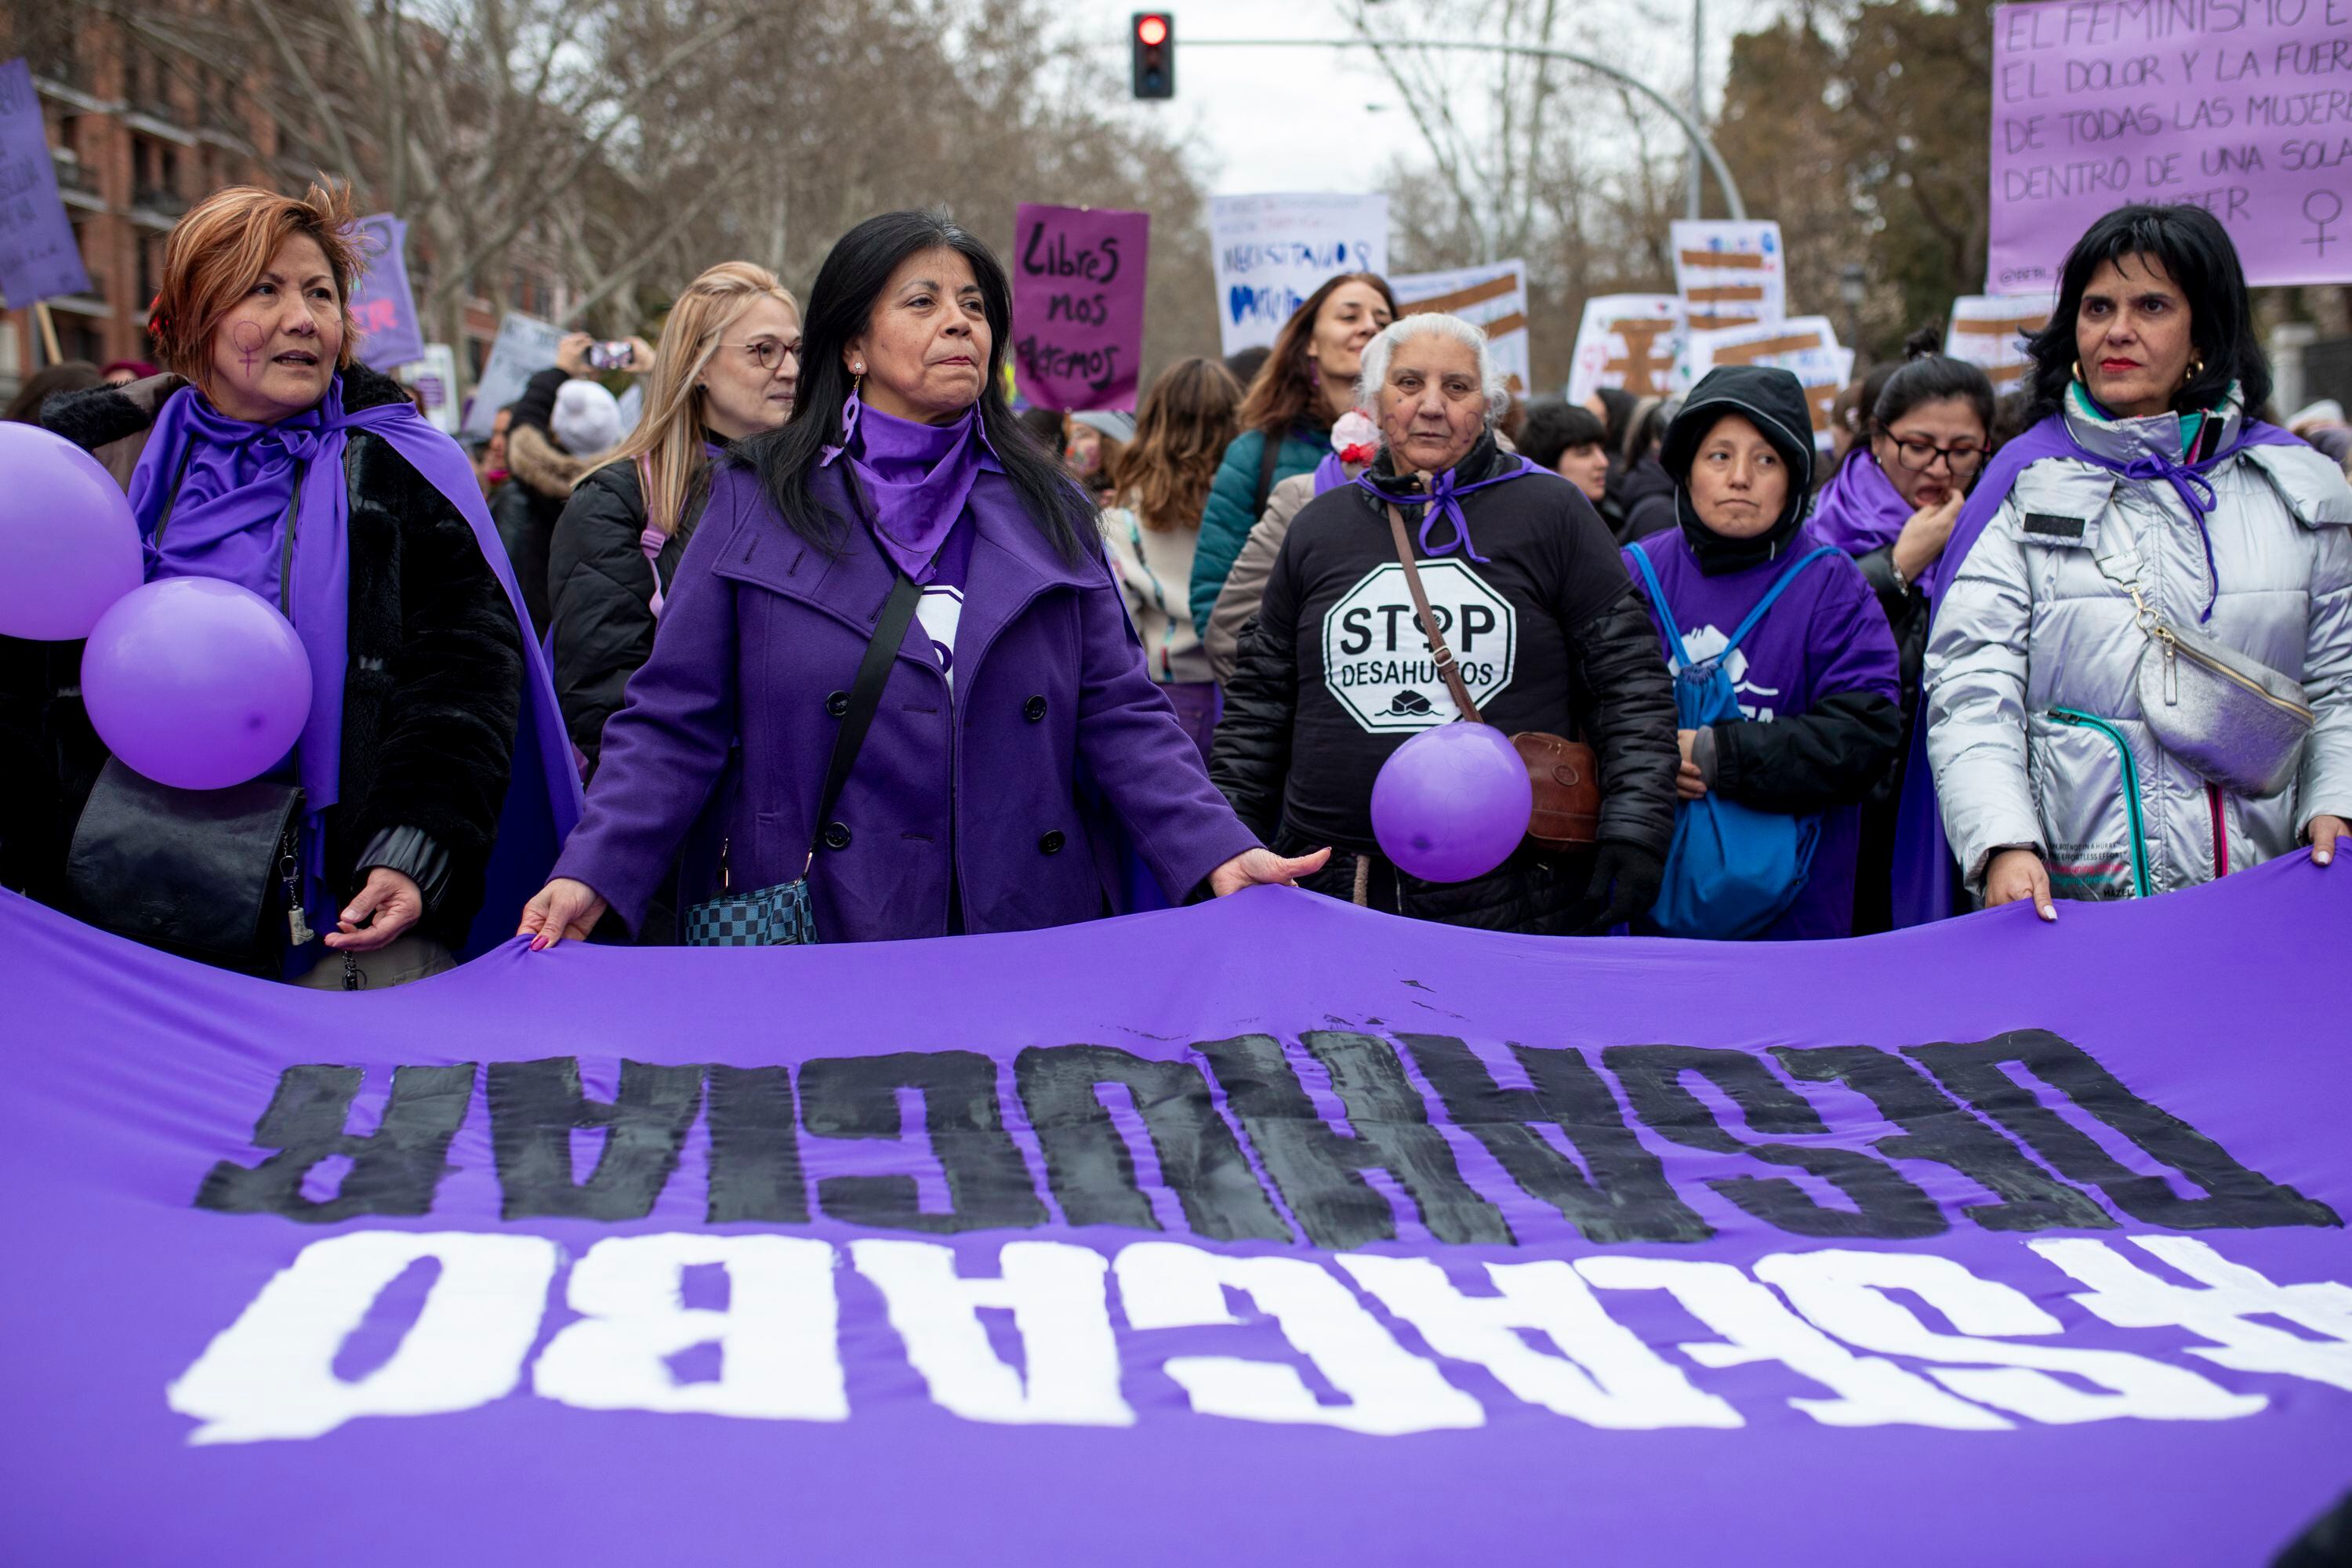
[1180,36,1746,222]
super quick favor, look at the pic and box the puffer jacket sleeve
[1925,496,2045,887]
[1205,471,1312,684]
[1190,431,1271,635]
[1564,580,1681,858]
[547,462,656,771]
[1207,537,1303,840]
[2295,521,2352,832]
[510,365,568,435]
[1710,556,1904,813]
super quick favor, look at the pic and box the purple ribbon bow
[1355,454,1539,564]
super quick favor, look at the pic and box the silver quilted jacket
[1926,392,2352,901]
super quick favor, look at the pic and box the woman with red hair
[37,181,578,985]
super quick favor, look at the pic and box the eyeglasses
[1882,431,1987,474]
[728,339,801,373]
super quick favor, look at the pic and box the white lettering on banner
[1323,561,1517,733]
[532,1233,847,1420]
[167,1233,2352,1442]
[1754,1250,2264,1423]
[1338,1255,1744,1428]
[851,1240,1135,1425]
[166,1231,558,1444]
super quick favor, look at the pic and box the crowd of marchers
[5,182,2350,987]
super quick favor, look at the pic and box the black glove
[1566,840,1663,935]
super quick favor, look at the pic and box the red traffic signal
[1132,12,1174,99]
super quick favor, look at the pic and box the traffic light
[1131,12,1173,100]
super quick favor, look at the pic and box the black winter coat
[546,457,702,771]
[36,365,524,950]
[1848,542,1931,933]
[1600,453,1676,546]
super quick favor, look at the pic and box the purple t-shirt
[1628,521,1901,939]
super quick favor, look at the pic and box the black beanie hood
[1661,365,1819,575]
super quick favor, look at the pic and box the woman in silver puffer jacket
[1926,204,2352,917]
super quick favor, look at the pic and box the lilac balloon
[82,578,313,790]
[0,423,144,640]
[1370,721,1534,884]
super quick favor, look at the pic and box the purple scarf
[1352,452,1541,564]
[1809,448,1915,561]
[822,394,998,583]
[128,375,583,955]
[1886,411,2305,927]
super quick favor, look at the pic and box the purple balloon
[1370,721,1534,884]
[82,578,313,790]
[0,423,144,640]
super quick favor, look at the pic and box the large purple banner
[5,861,2351,1564]
[0,57,92,307]
[1987,0,2352,294]
[349,212,426,371]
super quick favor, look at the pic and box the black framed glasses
[1882,432,1987,474]
[728,339,801,373]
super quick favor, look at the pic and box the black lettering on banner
[1603,1045,1944,1239]
[1905,1030,2342,1231]
[487,1058,703,1221]
[1014,1044,1289,1241]
[1196,1032,1513,1249]
[197,1063,475,1221]
[1400,1034,1711,1244]
[1772,1045,2114,1232]
[704,1065,808,1224]
[798,1051,1047,1233]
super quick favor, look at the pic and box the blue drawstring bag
[1624,545,1837,939]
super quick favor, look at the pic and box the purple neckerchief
[129,376,583,953]
[1311,452,1354,495]
[1809,448,1914,560]
[1885,410,2303,927]
[1352,452,1541,563]
[821,394,999,583]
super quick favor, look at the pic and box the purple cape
[1886,412,2303,926]
[1809,448,1915,561]
[129,375,582,956]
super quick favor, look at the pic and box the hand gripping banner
[4,860,2350,1564]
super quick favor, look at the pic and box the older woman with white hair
[1209,313,1679,932]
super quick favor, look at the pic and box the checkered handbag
[682,876,816,946]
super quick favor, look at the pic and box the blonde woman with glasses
[547,262,800,779]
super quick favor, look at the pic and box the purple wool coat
[551,459,1259,941]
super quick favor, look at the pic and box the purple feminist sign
[0,58,92,307]
[349,212,425,370]
[5,858,2352,1563]
[1011,201,1149,412]
[1987,0,2352,293]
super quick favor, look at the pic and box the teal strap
[1621,545,1693,669]
[1721,546,1840,659]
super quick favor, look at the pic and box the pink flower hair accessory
[1331,408,1378,466]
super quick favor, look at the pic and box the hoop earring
[2071,359,2083,384]
[2183,356,2205,384]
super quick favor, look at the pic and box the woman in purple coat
[520,212,1322,947]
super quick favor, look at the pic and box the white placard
[398,343,460,436]
[1682,316,1851,454]
[1391,258,1531,397]
[1945,295,2055,390]
[1209,192,1390,356]
[460,312,566,439]
[1671,220,1787,336]
[1566,294,1684,405]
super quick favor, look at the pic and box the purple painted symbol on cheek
[231,321,267,379]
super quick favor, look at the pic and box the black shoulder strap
[809,572,919,861]
[1250,429,1284,517]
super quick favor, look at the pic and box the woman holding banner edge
[1922,203,2352,920]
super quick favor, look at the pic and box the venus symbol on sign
[2306,192,2342,260]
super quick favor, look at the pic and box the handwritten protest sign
[1684,315,1853,453]
[398,343,459,435]
[459,312,565,440]
[1567,295,1685,405]
[350,214,425,371]
[0,59,90,308]
[1945,295,2056,389]
[1209,192,1388,356]
[1011,203,1149,412]
[1393,259,1531,394]
[1671,220,1786,334]
[1987,0,2352,292]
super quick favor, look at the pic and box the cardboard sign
[1011,203,1149,413]
[350,214,426,371]
[1683,315,1853,453]
[1392,259,1531,395]
[398,343,459,435]
[0,58,91,307]
[1209,192,1389,356]
[1566,295,1685,405]
[1671,220,1786,334]
[1945,295,2056,390]
[460,312,565,440]
[1987,0,2352,292]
